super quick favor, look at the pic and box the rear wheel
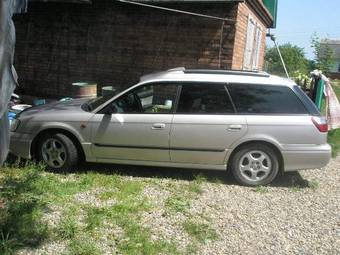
[38,133,79,171]
[230,144,279,186]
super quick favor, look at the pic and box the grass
[288,180,320,192]
[68,238,101,255]
[328,80,340,157]
[0,163,186,255]
[0,163,49,255]
[183,220,218,244]
[165,195,191,213]
[57,215,80,239]
[254,186,269,193]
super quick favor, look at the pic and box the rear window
[228,84,308,114]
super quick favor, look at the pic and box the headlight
[10,119,21,132]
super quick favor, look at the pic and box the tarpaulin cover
[0,0,27,165]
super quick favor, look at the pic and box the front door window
[100,83,177,114]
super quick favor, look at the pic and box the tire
[38,133,79,171]
[230,144,279,186]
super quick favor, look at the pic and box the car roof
[139,67,296,87]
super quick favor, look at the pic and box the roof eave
[247,0,274,28]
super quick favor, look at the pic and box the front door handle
[152,123,166,130]
[228,124,242,131]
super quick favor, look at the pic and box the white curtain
[0,0,27,165]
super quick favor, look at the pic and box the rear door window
[227,84,308,114]
[177,83,235,114]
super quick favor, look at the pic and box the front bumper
[282,144,332,171]
[9,132,34,159]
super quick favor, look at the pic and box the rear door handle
[228,125,242,131]
[152,123,166,130]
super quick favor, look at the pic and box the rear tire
[38,133,79,171]
[230,144,279,186]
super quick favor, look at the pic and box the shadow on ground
[73,162,312,189]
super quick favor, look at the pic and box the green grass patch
[68,238,102,255]
[183,220,218,244]
[328,128,340,157]
[0,163,49,254]
[57,215,80,240]
[116,218,179,255]
[187,174,206,194]
[0,163,217,254]
[165,195,191,213]
[254,186,269,193]
[307,180,319,191]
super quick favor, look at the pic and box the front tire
[230,144,279,186]
[38,133,79,171]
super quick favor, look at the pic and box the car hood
[18,98,90,118]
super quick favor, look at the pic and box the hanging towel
[325,80,340,130]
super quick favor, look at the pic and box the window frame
[226,83,310,116]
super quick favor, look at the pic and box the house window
[253,26,263,70]
[243,16,256,70]
[243,16,263,71]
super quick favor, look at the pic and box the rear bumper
[282,144,332,171]
[9,132,33,159]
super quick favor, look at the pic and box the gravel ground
[139,157,339,255]
[14,157,340,255]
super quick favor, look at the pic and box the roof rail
[167,67,186,72]
[183,69,270,77]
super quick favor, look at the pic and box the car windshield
[82,95,114,112]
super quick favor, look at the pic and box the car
[9,68,331,186]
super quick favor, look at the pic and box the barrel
[72,82,97,98]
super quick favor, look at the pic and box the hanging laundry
[325,80,340,130]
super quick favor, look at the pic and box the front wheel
[38,133,79,171]
[230,144,279,186]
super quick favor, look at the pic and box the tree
[311,34,334,75]
[265,43,309,77]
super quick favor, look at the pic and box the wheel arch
[31,128,85,161]
[227,140,284,174]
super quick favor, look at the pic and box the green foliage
[311,34,335,75]
[265,43,309,77]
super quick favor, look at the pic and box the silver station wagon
[10,68,331,186]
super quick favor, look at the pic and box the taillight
[312,117,328,133]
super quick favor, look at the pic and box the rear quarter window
[228,84,308,114]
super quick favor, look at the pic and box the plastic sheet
[0,0,27,165]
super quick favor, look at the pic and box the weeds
[254,186,269,193]
[183,220,218,244]
[165,195,191,213]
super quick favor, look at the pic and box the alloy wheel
[41,138,67,168]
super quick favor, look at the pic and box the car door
[170,83,247,165]
[90,83,178,162]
